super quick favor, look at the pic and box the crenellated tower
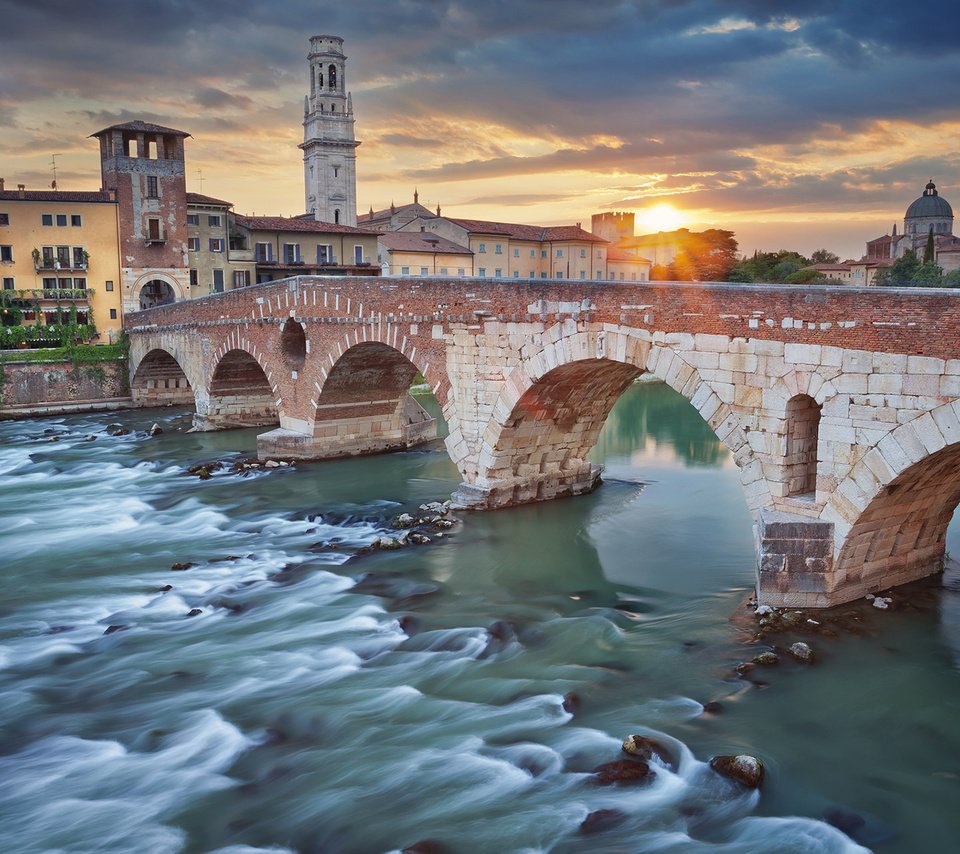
[300,35,360,226]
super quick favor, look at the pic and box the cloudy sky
[1,0,957,258]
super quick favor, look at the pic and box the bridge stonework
[125,276,960,609]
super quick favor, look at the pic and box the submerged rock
[562,691,581,715]
[787,641,815,663]
[709,754,765,788]
[702,701,724,714]
[373,536,402,550]
[149,423,163,436]
[752,651,779,666]
[393,513,416,529]
[592,758,653,786]
[621,734,677,770]
[171,562,195,571]
[580,809,628,834]
[186,608,202,618]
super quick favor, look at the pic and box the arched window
[785,394,821,497]
[331,104,337,112]
[329,64,337,90]
[317,70,323,89]
[334,209,341,224]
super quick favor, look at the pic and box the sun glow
[637,203,686,233]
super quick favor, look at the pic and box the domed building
[903,180,953,242]
[864,180,959,275]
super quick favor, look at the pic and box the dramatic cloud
[1,0,958,257]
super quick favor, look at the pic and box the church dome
[905,180,953,220]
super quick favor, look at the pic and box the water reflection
[595,379,726,466]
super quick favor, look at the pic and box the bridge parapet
[125,276,960,608]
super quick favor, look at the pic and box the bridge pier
[256,393,437,461]
[755,510,837,608]
[450,462,602,509]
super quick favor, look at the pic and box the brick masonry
[125,276,960,608]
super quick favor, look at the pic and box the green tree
[943,269,960,287]
[924,229,936,264]
[914,261,943,287]
[880,249,921,286]
[810,248,840,264]
[784,268,827,284]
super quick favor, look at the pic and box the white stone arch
[131,271,184,311]
[451,325,770,511]
[823,398,960,598]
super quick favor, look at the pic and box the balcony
[34,259,88,273]
[145,234,167,245]
[2,288,92,303]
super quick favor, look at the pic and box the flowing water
[2,381,960,854]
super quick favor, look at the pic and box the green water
[1,381,958,853]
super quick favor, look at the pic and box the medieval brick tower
[300,35,360,227]
[92,120,192,313]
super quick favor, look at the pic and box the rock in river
[621,734,677,770]
[787,641,815,663]
[709,754,765,788]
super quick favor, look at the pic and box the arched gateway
[125,275,960,609]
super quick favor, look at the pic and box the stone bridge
[125,276,960,609]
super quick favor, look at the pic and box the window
[207,215,221,227]
[256,242,273,262]
[110,308,118,320]
[401,266,410,275]
[105,280,114,291]
[187,213,200,225]
[317,244,333,264]
[209,238,224,253]
[72,247,85,267]
[0,213,9,227]
[556,272,563,279]
[478,243,486,253]
[333,166,340,178]
[189,269,198,286]
[457,268,465,276]
[513,271,519,278]
[57,276,72,289]
[620,272,625,281]
[56,245,70,266]
[580,271,586,280]
[354,245,363,264]
[596,250,602,259]
[329,64,337,89]
[440,267,448,275]
[334,209,340,224]
[234,270,250,287]
[495,243,502,254]
[188,237,200,251]
[56,214,67,226]
[530,270,535,277]
[1,245,13,262]
[147,218,162,240]
[283,243,301,263]
[74,277,86,290]
[41,213,53,226]
[513,248,519,257]
[420,266,428,275]
[596,271,602,280]
[494,268,502,277]
[530,249,535,258]
[2,277,13,289]
[478,267,486,276]
[71,215,82,227]
[556,249,563,258]
[540,272,547,279]
[213,270,224,292]
[579,248,586,258]
[146,176,159,198]
[540,249,547,258]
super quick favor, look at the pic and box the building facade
[0,183,124,338]
[301,35,360,227]
[377,231,474,277]
[186,193,256,296]
[864,180,956,267]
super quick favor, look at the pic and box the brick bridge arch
[129,344,202,409]
[124,276,960,608]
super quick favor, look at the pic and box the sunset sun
[637,203,686,233]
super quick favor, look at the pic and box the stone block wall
[1,358,129,414]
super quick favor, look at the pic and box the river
[1,380,959,853]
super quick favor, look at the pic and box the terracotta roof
[448,217,607,243]
[607,247,651,263]
[358,202,435,223]
[378,232,472,255]
[0,189,114,203]
[233,214,376,235]
[90,120,191,138]
[186,192,233,208]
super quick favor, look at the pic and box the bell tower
[300,35,360,226]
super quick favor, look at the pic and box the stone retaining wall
[0,357,129,415]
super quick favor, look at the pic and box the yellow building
[377,231,474,276]
[187,193,255,295]
[401,216,611,280]
[232,214,379,282]
[0,183,124,341]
